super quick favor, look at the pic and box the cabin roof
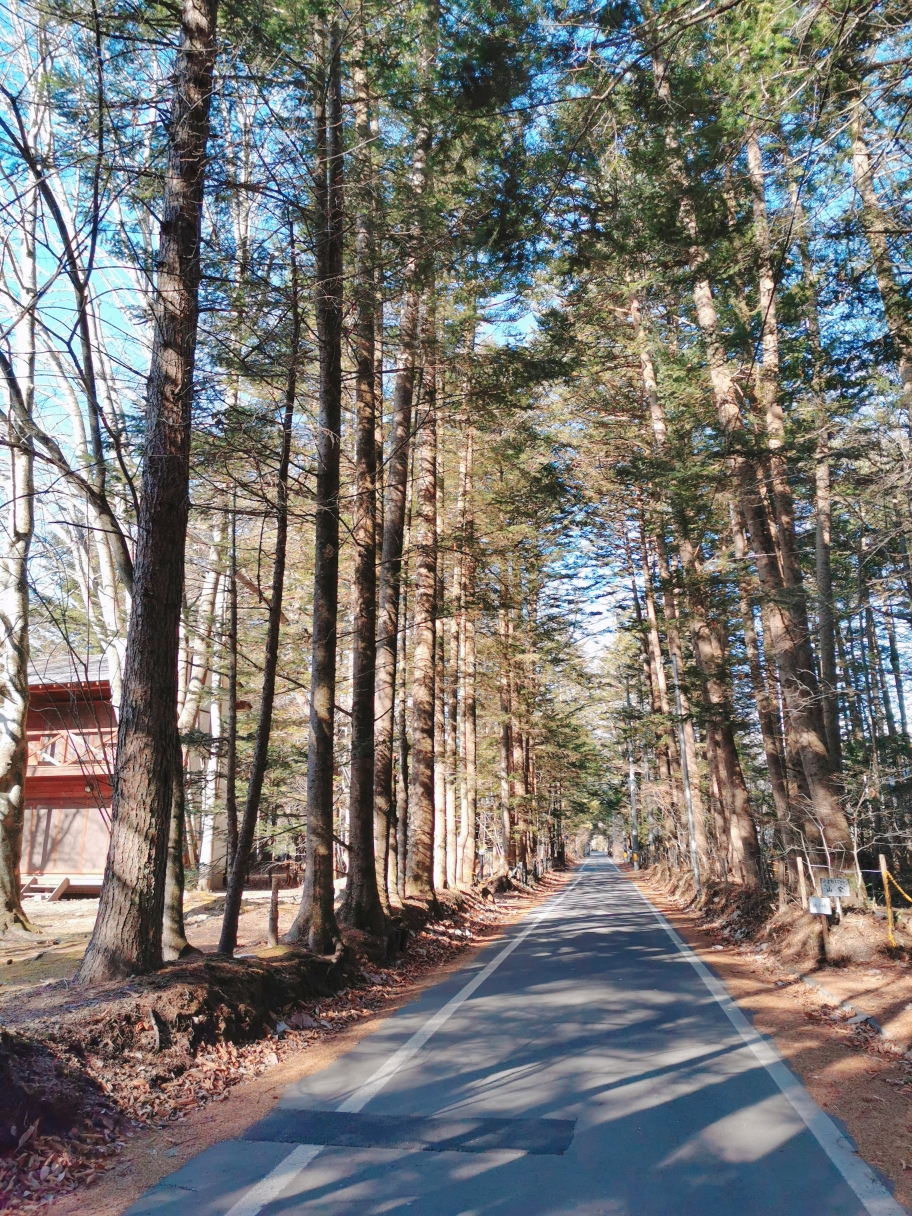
[29,651,111,691]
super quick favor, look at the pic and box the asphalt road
[127,858,904,1216]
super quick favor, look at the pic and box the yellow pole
[880,854,895,947]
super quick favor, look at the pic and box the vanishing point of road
[127,858,904,1216]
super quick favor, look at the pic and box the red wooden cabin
[21,654,115,898]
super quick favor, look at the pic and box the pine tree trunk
[851,103,912,399]
[445,638,459,887]
[373,295,418,896]
[460,612,477,886]
[788,177,841,767]
[198,599,226,892]
[678,529,761,886]
[406,370,437,904]
[392,504,412,904]
[165,527,223,950]
[339,42,385,934]
[511,665,528,874]
[221,234,300,956]
[865,594,896,738]
[631,297,710,867]
[635,518,689,857]
[835,616,866,748]
[433,446,446,890]
[457,430,476,886]
[628,550,670,857]
[286,24,344,953]
[748,132,844,802]
[730,502,791,841]
[652,532,708,865]
[224,502,239,872]
[445,449,464,890]
[0,295,35,936]
[650,51,849,863]
[372,126,431,906]
[885,603,909,740]
[498,609,513,872]
[395,645,409,901]
[433,605,447,889]
[78,0,218,982]
[162,748,196,959]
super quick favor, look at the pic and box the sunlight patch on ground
[659,1093,803,1166]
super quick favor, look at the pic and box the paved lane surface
[128,859,903,1216]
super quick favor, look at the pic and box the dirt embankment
[632,864,912,1213]
[0,871,568,1214]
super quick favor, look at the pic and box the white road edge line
[224,1144,322,1216]
[622,865,906,1216]
[225,866,588,1216]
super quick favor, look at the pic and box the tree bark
[884,602,909,740]
[78,0,218,982]
[631,296,711,868]
[445,446,464,890]
[405,361,437,904]
[392,493,413,904]
[162,741,198,959]
[651,532,708,863]
[456,429,476,887]
[433,452,446,890]
[286,25,344,953]
[395,610,409,902]
[198,586,226,891]
[339,40,385,934]
[219,233,300,956]
[177,529,223,734]
[851,102,912,399]
[678,525,762,886]
[498,608,513,872]
[788,176,841,767]
[164,526,223,952]
[635,516,686,854]
[0,308,35,936]
[372,125,430,909]
[460,626,477,888]
[730,502,791,839]
[650,51,848,860]
[224,499,239,872]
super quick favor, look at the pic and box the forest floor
[0,870,571,1215]
[630,863,912,1214]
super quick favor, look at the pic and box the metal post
[671,655,701,893]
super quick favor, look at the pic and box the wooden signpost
[268,873,281,948]
[808,895,832,960]
[796,856,809,910]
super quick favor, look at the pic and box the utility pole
[671,655,701,893]
[625,683,639,870]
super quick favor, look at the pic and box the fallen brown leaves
[0,1122,124,1213]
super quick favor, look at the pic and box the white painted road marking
[627,868,905,1216]
[338,868,586,1114]
[224,1144,322,1216]
[225,869,587,1216]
